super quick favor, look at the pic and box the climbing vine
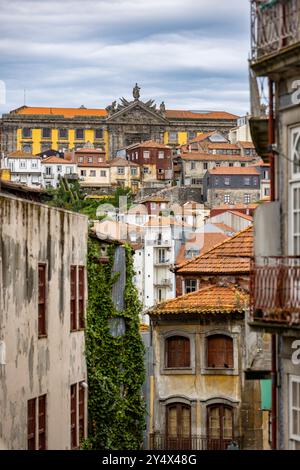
[83,236,146,450]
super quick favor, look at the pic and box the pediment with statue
[105,84,168,125]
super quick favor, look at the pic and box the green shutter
[260,379,272,410]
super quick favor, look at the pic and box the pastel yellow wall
[85,129,94,144]
[103,130,109,159]
[16,129,22,151]
[69,129,75,150]
[0,169,11,181]
[163,132,168,145]
[178,132,187,145]
[32,129,41,154]
[51,129,58,151]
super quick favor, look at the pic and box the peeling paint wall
[0,194,88,449]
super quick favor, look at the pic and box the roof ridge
[175,225,253,271]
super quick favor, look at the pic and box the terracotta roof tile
[149,285,248,315]
[176,226,253,274]
[176,232,229,265]
[238,141,255,148]
[41,156,74,164]
[206,143,240,150]
[180,153,253,162]
[7,150,37,159]
[126,140,171,150]
[12,106,107,118]
[165,110,239,120]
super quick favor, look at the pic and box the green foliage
[83,238,146,450]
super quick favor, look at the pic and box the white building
[41,156,77,188]
[229,114,253,143]
[0,191,88,449]
[2,151,42,187]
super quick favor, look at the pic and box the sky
[0,0,251,116]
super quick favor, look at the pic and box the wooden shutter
[38,395,46,450]
[167,336,190,368]
[70,266,77,331]
[70,384,77,449]
[78,384,85,442]
[207,335,233,368]
[27,398,36,450]
[78,267,85,329]
[38,264,46,336]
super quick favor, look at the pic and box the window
[22,127,31,138]
[224,176,231,185]
[184,279,197,294]
[244,177,250,185]
[291,126,300,177]
[263,170,269,179]
[31,160,38,169]
[207,405,233,447]
[78,157,84,163]
[215,177,219,186]
[88,157,93,163]
[20,160,27,169]
[241,163,246,167]
[76,129,84,140]
[264,187,270,196]
[166,336,190,368]
[253,177,259,186]
[42,128,51,139]
[100,170,107,177]
[143,151,150,159]
[131,167,137,176]
[80,170,86,177]
[191,162,196,170]
[143,167,149,174]
[290,376,300,442]
[70,266,77,331]
[89,170,96,177]
[45,167,52,176]
[158,248,166,263]
[38,264,47,337]
[70,265,85,331]
[70,384,77,449]
[188,130,196,140]
[95,129,103,139]
[59,128,68,140]
[207,334,233,368]
[229,163,234,167]
[22,144,32,153]
[191,178,202,185]
[57,165,62,173]
[224,194,230,204]
[158,151,164,159]
[166,403,191,447]
[117,167,125,175]
[78,383,85,442]
[27,395,47,450]
[244,194,250,204]
[203,162,208,170]
[168,132,178,143]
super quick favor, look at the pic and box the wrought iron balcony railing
[148,433,242,450]
[251,0,300,61]
[250,256,300,325]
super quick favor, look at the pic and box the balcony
[155,259,170,266]
[148,433,242,450]
[250,256,300,328]
[154,278,172,287]
[250,0,300,73]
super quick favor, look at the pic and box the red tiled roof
[188,132,216,143]
[149,285,248,315]
[12,106,107,118]
[227,210,253,221]
[206,143,240,150]
[208,167,260,175]
[176,226,253,274]
[109,157,139,167]
[165,110,239,120]
[176,232,229,265]
[127,140,171,150]
[238,141,255,148]
[41,156,74,164]
[7,150,37,159]
[180,153,253,162]
[75,148,106,154]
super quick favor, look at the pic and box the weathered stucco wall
[0,194,88,449]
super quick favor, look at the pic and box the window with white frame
[224,194,230,204]
[290,126,300,255]
[117,167,125,175]
[244,194,250,204]
[224,176,231,185]
[289,375,300,442]
[20,160,27,169]
[31,160,38,169]
[158,151,164,159]
[143,151,150,159]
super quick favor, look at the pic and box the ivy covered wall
[84,236,146,450]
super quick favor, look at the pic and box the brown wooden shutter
[70,266,77,331]
[78,267,85,329]
[207,335,233,368]
[38,264,46,336]
[167,336,190,368]
[70,384,77,449]
[38,395,46,450]
[78,384,85,442]
[27,398,36,450]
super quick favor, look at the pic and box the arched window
[166,403,191,449]
[207,404,233,449]
[166,336,190,368]
[207,334,233,368]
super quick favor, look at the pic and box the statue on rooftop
[133,83,141,101]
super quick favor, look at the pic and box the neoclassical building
[0,85,238,158]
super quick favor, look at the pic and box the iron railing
[251,0,300,60]
[148,434,242,450]
[250,256,300,325]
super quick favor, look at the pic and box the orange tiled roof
[206,143,240,150]
[180,153,253,162]
[238,141,255,148]
[12,106,107,118]
[208,167,260,175]
[227,210,253,221]
[41,156,73,164]
[212,222,236,233]
[176,232,229,265]
[109,157,139,167]
[165,110,239,120]
[7,150,37,159]
[188,132,216,143]
[127,140,171,150]
[176,226,253,274]
[149,285,248,315]
[75,148,106,154]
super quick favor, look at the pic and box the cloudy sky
[0,0,251,116]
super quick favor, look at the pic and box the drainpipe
[268,78,277,450]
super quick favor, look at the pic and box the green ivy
[83,237,146,450]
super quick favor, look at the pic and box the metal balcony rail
[148,433,242,451]
[251,0,300,60]
[154,278,172,286]
[250,256,300,325]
